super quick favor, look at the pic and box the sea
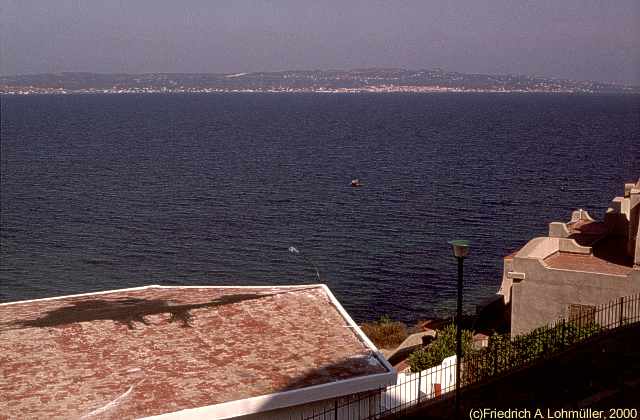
[1,93,638,323]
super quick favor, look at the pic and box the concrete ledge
[549,222,570,238]
[558,238,592,254]
[386,331,436,366]
[515,237,559,260]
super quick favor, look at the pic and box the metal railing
[293,362,456,420]
[463,294,640,385]
[295,293,640,420]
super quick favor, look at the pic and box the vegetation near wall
[360,315,408,349]
[464,321,601,382]
[407,321,601,374]
[408,324,473,372]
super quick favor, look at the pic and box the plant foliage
[408,324,473,372]
[361,315,408,349]
[463,321,601,383]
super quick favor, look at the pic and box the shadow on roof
[280,356,384,392]
[591,235,634,267]
[2,293,272,331]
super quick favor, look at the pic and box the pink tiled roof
[544,252,633,276]
[0,285,390,419]
[544,233,634,276]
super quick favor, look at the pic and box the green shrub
[408,324,473,372]
[361,316,408,349]
[463,321,601,382]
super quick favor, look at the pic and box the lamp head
[448,239,470,258]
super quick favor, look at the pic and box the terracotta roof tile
[544,252,633,276]
[0,285,389,419]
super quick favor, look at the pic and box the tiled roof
[544,252,633,276]
[0,285,392,419]
[544,234,634,276]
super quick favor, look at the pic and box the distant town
[1,68,638,95]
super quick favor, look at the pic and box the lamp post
[448,239,469,420]
[288,246,321,282]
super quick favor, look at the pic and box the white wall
[247,355,458,420]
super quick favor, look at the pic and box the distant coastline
[2,68,638,95]
[5,88,638,96]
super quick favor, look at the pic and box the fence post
[542,327,548,357]
[619,296,625,327]
[417,371,421,403]
[492,344,498,375]
[561,318,566,348]
[334,399,338,420]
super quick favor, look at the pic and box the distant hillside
[1,69,638,94]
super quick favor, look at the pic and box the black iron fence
[294,293,640,420]
[463,294,640,385]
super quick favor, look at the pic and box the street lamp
[448,239,469,420]
[288,246,321,282]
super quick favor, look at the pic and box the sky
[1,0,639,84]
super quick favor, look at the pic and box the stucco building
[498,179,640,335]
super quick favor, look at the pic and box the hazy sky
[1,0,638,84]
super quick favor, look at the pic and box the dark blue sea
[1,93,638,322]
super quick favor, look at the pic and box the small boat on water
[351,179,362,187]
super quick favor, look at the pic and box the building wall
[630,184,640,267]
[636,220,640,268]
[500,180,640,336]
[510,258,640,335]
[498,237,590,305]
